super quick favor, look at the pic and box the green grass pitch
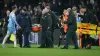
[0,44,100,56]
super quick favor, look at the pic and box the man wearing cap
[17,8,32,48]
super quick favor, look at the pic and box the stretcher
[76,23,97,35]
[97,27,100,46]
[76,23,100,48]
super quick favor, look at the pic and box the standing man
[17,8,32,48]
[48,6,58,48]
[39,6,53,48]
[1,6,20,48]
[62,7,79,49]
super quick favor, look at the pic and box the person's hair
[72,7,77,11]
[45,6,50,10]
[81,6,87,9]
[22,8,27,12]
[12,6,17,10]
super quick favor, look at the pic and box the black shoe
[48,46,54,48]
[73,47,79,49]
[50,45,54,48]
[45,46,50,48]
[49,45,54,48]
[27,46,31,48]
[58,44,60,47]
[23,46,31,48]
[20,46,22,48]
[44,46,52,48]
[23,46,27,48]
[61,47,68,49]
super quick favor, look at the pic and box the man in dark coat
[49,10,59,48]
[17,8,32,48]
[62,7,79,49]
[39,6,53,48]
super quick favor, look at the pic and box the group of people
[1,6,32,48]
[58,6,99,49]
[0,1,100,49]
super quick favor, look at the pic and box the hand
[17,26,21,30]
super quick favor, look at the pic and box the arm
[40,15,43,26]
[12,15,21,29]
[16,15,20,25]
[48,15,52,29]
[13,16,19,26]
[67,15,73,25]
[28,15,32,28]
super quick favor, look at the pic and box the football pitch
[0,44,100,56]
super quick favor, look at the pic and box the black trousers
[41,30,53,47]
[51,29,54,47]
[23,31,30,47]
[17,29,30,47]
[64,31,78,48]
[17,29,23,47]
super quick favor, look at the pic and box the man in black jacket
[17,8,32,48]
[62,7,79,49]
[39,6,52,48]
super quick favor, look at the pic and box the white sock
[77,40,80,47]
[13,35,17,47]
[2,34,10,45]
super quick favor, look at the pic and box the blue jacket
[17,13,32,32]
